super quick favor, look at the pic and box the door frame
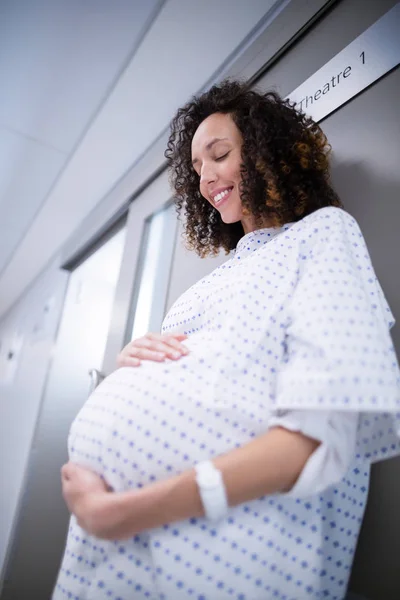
[100,171,173,374]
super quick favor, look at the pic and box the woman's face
[191,112,257,234]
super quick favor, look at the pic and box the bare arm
[62,426,319,540]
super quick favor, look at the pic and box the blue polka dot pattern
[53,207,400,599]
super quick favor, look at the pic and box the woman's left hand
[61,462,123,539]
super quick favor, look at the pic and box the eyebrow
[192,137,229,166]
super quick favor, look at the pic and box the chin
[219,212,242,225]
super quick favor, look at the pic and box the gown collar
[235,223,294,259]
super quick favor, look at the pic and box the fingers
[121,334,189,363]
[132,349,168,361]
[61,462,74,480]
[146,332,187,342]
[144,333,189,358]
[116,332,190,368]
[117,355,141,368]
[164,336,190,356]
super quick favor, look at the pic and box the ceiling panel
[0,0,162,153]
[0,126,66,274]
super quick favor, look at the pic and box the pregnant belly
[68,347,270,492]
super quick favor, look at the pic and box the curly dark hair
[165,79,343,257]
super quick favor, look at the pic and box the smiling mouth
[213,187,233,207]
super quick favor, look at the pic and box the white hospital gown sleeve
[273,209,399,417]
[268,410,359,497]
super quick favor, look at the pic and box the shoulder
[300,206,359,233]
[293,206,364,250]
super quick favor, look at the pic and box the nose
[200,161,217,185]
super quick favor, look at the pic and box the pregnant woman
[53,80,400,600]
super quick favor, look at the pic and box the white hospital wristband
[194,460,228,522]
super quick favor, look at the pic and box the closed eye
[215,152,229,162]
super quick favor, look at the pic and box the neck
[241,216,275,234]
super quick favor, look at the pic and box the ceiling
[0,0,281,320]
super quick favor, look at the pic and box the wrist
[76,492,120,538]
[195,460,228,521]
[134,471,204,530]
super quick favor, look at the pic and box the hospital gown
[53,206,400,600]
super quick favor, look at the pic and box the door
[1,225,127,599]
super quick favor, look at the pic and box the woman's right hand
[116,332,189,368]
